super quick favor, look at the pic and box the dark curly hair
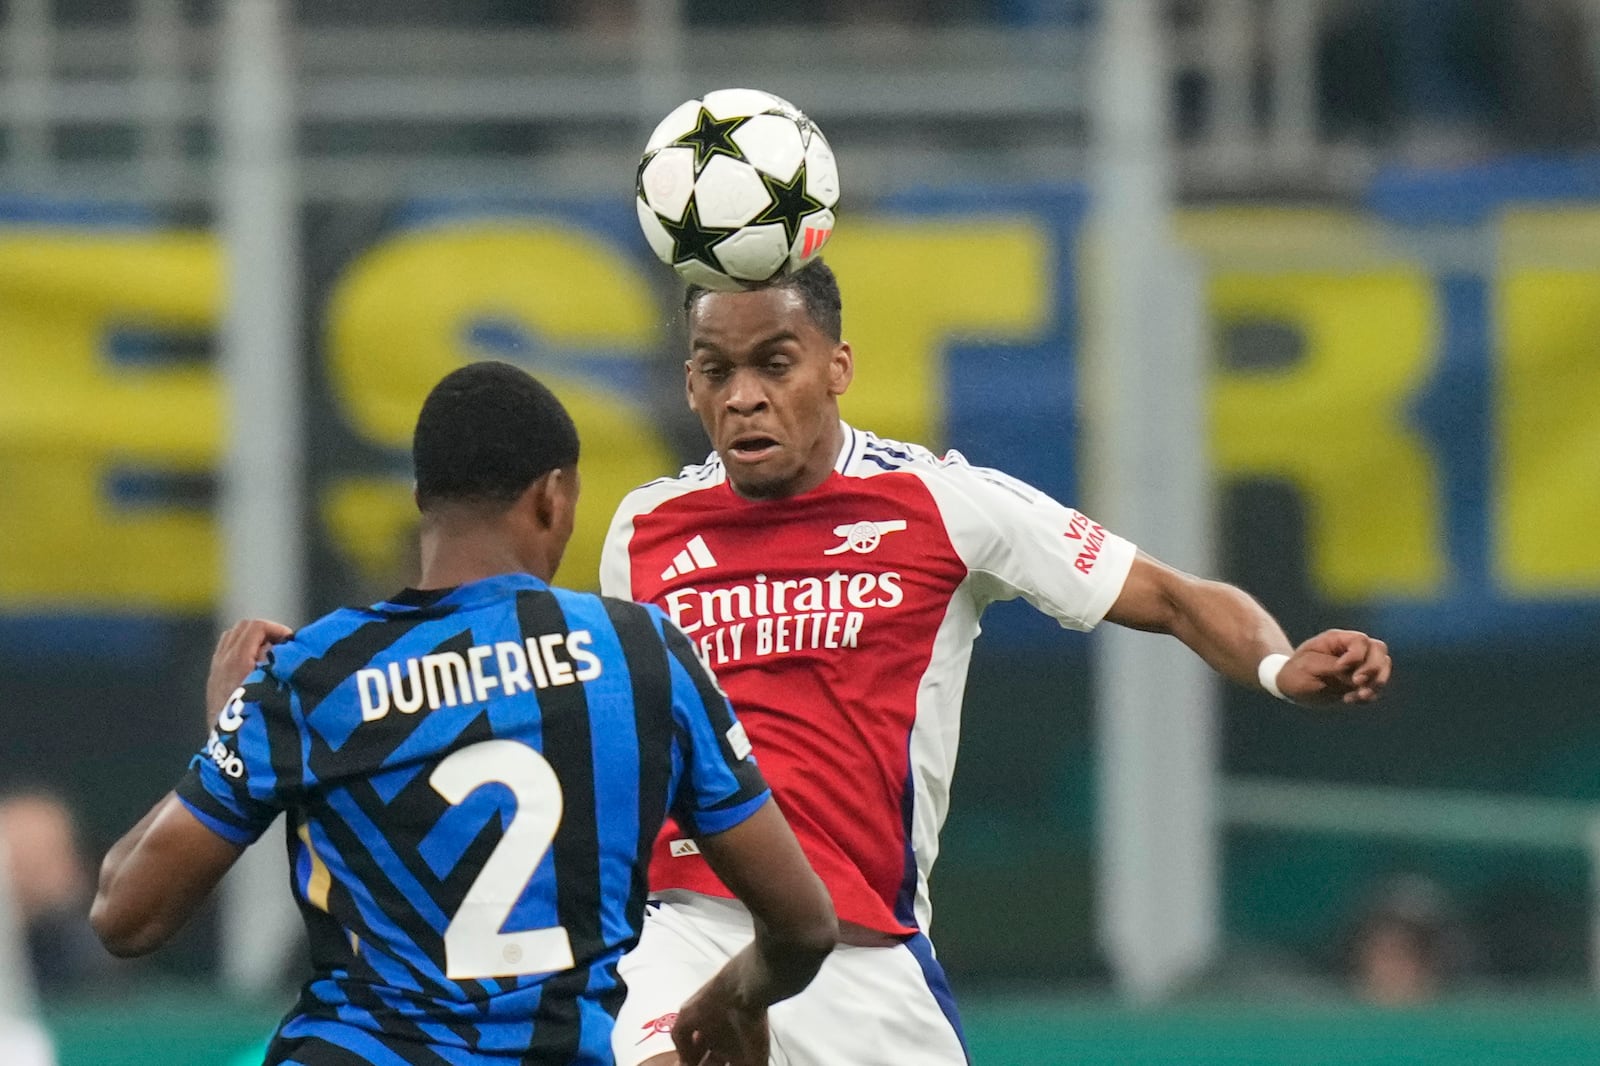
[412,361,579,511]
[683,258,842,342]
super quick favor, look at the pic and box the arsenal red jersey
[600,425,1136,936]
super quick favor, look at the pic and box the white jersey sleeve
[913,452,1137,631]
[601,459,727,602]
[599,497,637,601]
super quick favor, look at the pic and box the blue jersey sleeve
[174,665,294,845]
[656,617,770,836]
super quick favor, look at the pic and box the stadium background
[5,0,1600,1061]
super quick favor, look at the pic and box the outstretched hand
[205,618,294,729]
[671,982,770,1066]
[1277,629,1392,706]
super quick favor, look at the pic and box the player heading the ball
[603,257,1393,1066]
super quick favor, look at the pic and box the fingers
[1345,635,1389,697]
[205,619,293,727]
[215,618,292,662]
[1299,628,1370,673]
[235,618,293,650]
[1335,633,1369,672]
[254,618,294,643]
[669,1026,761,1066]
[1337,635,1390,703]
[1290,629,1392,706]
[1365,639,1392,688]
[249,621,294,659]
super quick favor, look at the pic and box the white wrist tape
[1257,653,1292,702]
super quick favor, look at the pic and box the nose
[723,368,769,416]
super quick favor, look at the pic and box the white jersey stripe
[601,467,729,602]
[904,574,983,933]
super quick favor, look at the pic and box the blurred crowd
[0,792,122,998]
[28,0,1600,174]
[1318,0,1598,159]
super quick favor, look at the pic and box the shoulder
[553,588,670,636]
[844,428,1036,501]
[612,454,727,521]
[263,607,377,679]
[841,427,944,477]
[603,465,726,598]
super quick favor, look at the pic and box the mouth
[727,433,781,463]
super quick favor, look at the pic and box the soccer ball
[635,88,840,291]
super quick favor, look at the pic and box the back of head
[683,258,843,342]
[413,361,579,512]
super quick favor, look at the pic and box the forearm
[92,792,184,956]
[1107,556,1293,690]
[91,792,239,956]
[1105,553,1392,706]
[691,802,837,1006]
[710,920,834,1009]
[96,791,171,892]
[1162,576,1291,689]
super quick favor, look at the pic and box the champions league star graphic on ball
[635,88,840,290]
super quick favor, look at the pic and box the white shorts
[613,891,969,1066]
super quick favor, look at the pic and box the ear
[534,467,579,530]
[827,341,854,397]
[537,473,556,528]
[683,359,700,415]
[524,467,569,528]
[515,471,556,531]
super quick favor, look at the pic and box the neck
[791,415,847,496]
[416,512,550,589]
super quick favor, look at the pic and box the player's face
[685,287,853,500]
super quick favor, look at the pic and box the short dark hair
[413,361,579,511]
[683,258,842,342]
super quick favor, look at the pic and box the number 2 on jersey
[429,739,575,980]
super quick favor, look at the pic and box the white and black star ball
[636,88,840,291]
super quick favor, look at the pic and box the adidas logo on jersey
[660,535,718,580]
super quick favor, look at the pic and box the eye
[760,358,793,377]
[697,363,731,384]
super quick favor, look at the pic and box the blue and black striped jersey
[177,572,769,1066]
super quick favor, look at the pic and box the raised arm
[1104,551,1391,705]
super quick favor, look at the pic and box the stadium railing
[0,0,1430,204]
